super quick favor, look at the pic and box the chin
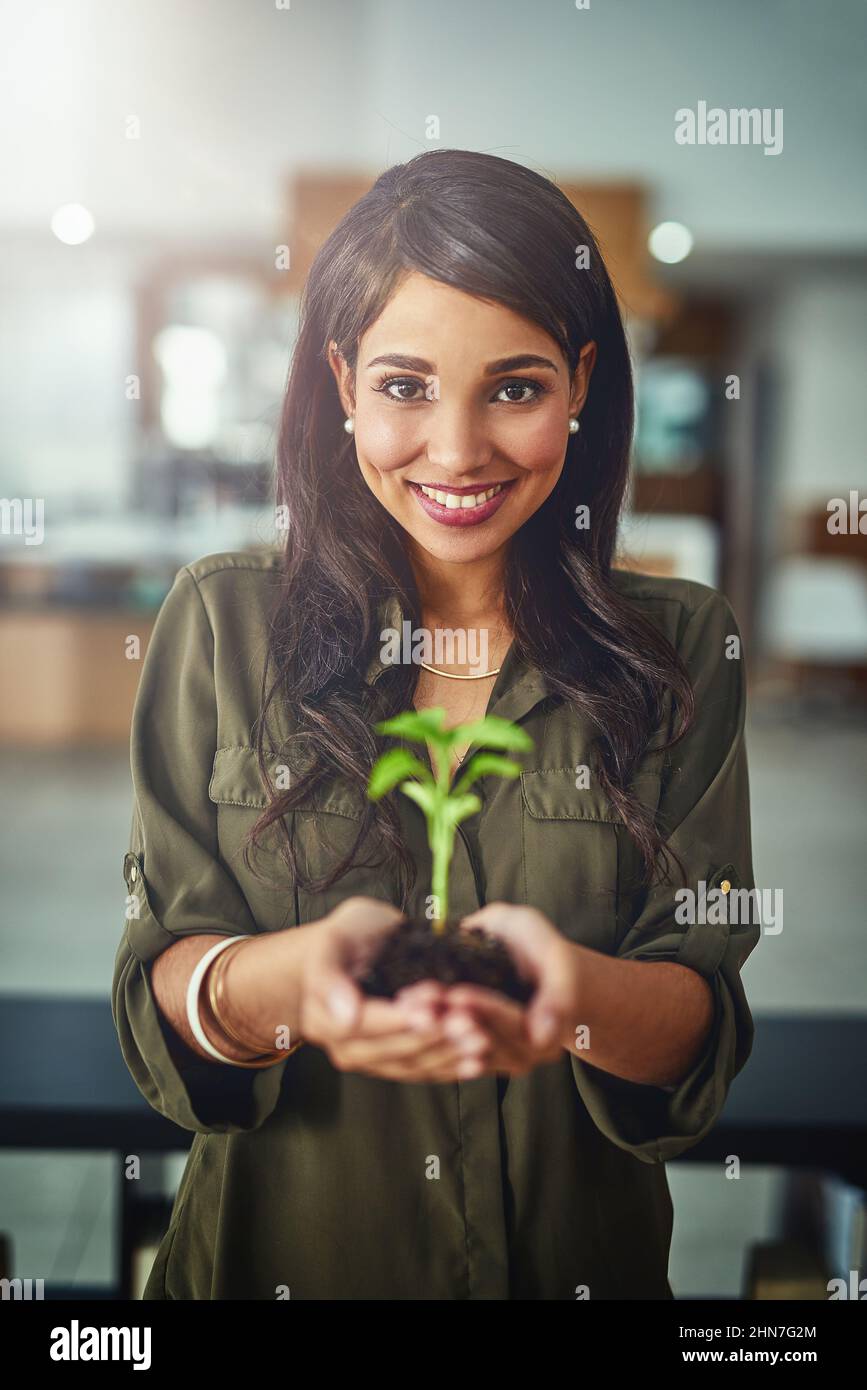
[414,530,510,563]
[394,507,517,555]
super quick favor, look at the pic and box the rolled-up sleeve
[571,588,760,1163]
[111,566,288,1135]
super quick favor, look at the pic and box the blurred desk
[0,996,185,1298]
[1,1000,865,1296]
[682,1016,867,1186]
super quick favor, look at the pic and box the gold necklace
[418,661,501,680]
[417,614,509,680]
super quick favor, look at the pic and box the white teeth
[418,483,504,508]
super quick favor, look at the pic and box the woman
[113,148,759,1300]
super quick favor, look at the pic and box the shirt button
[720,879,731,894]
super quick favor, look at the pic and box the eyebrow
[364,352,560,375]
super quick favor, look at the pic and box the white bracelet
[186,935,251,1064]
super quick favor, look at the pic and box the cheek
[356,410,418,475]
[505,414,568,475]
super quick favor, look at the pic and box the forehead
[360,271,565,364]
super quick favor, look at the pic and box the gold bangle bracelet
[202,942,284,1068]
[207,937,304,1066]
[207,940,287,1066]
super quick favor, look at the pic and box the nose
[423,398,494,479]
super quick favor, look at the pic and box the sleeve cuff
[570,968,737,1163]
[113,930,289,1135]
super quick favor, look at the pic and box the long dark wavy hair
[244,148,693,907]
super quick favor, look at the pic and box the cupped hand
[297,898,493,1083]
[428,903,582,1076]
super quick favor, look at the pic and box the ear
[568,340,597,417]
[327,339,356,417]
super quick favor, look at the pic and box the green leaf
[366,708,532,931]
[398,780,438,819]
[450,714,535,754]
[440,792,482,827]
[374,708,449,745]
[367,748,432,801]
[452,753,522,798]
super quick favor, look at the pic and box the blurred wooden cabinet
[0,611,154,745]
[558,182,676,324]
[280,171,677,325]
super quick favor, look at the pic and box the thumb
[320,970,362,1035]
[526,982,567,1048]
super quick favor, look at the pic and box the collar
[364,593,553,727]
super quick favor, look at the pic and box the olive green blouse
[111,549,759,1301]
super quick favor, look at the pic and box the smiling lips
[408,478,515,527]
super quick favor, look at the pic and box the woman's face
[328,271,596,567]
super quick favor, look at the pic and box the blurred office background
[1,0,866,1299]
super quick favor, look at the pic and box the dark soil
[359,918,533,1005]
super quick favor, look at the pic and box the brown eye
[373,375,550,405]
[375,376,426,402]
[494,379,548,404]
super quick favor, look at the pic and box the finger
[310,912,416,1037]
[403,1032,492,1077]
[445,986,527,1034]
[525,957,579,1049]
[459,1021,530,1074]
[385,1023,528,1082]
[300,926,366,1037]
[324,898,408,972]
[441,990,561,1073]
[394,980,449,1028]
[394,980,447,1003]
[526,994,566,1049]
[329,896,407,931]
[353,998,427,1037]
[450,939,572,1045]
[442,995,538,1071]
[300,983,364,1046]
[441,1008,490,1041]
[379,1038,495,1083]
[459,902,531,940]
[309,968,364,1037]
[331,1017,453,1067]
[335,1014,490,1073]
[460,901,513,926]
[458,907,550,980]
[407,1013,516,1079]
[306,986,411,1044]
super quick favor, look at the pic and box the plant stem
[429,743,453,933]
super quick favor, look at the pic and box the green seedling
[368,708,534,932]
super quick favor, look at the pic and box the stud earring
[344,416,355,434]
[568,417,580,435]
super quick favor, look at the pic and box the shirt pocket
[520,763,663,953]
[208,745,398,927]
[206,746,294,933]
[520,767,621,950]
